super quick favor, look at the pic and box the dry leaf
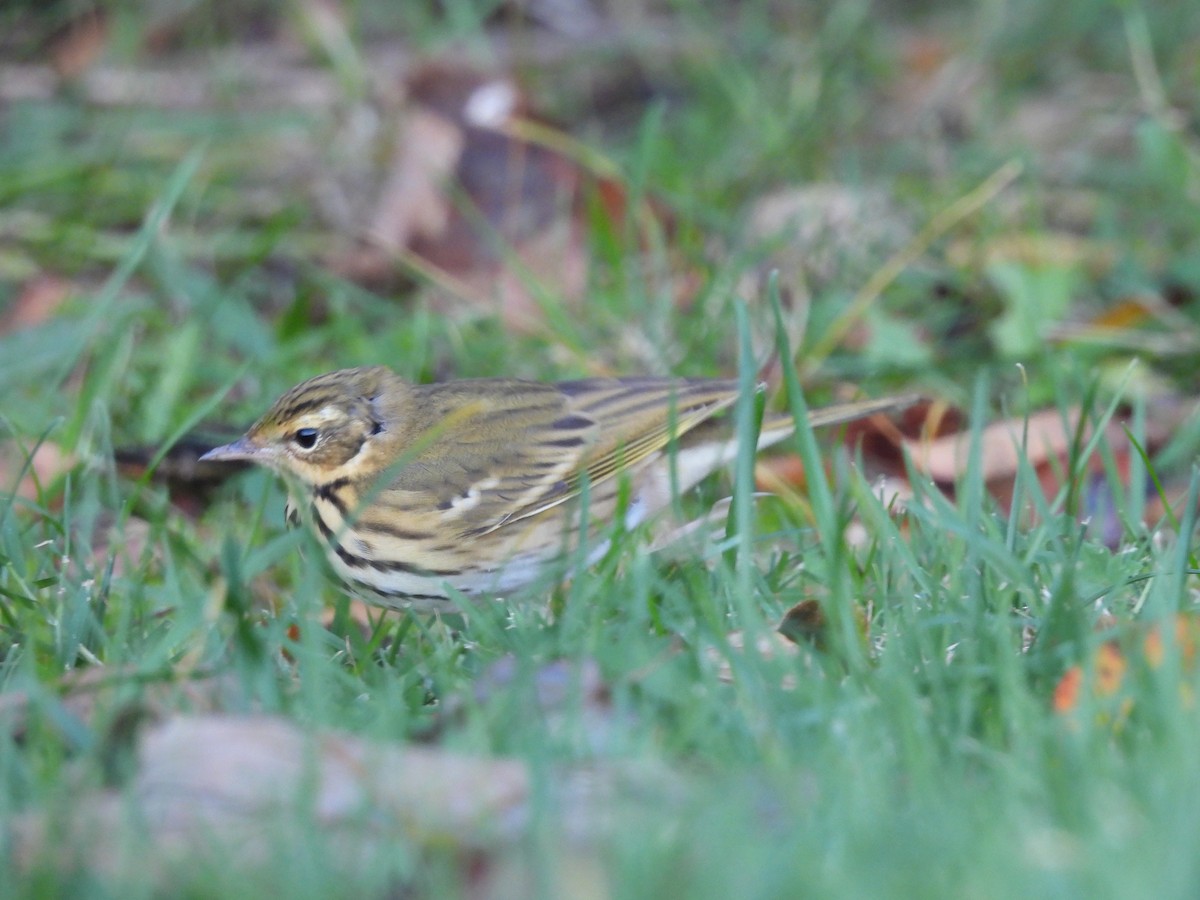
[46,7,109,80]
[1,275,73,333]
[0,440,75,503]
[1053,614,1200,719]
[877,28,985,144]
[904,402,1181,538]
[755,455,809,492]
[365,107,464,261]
[754,395,931,493]
[332,63,672,334]
[908,407,1087,485]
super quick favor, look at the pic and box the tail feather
[758,393,920,449]
[655,393,918,508]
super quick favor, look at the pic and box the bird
[200,366,907,612]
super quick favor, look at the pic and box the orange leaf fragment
[1,276,73,334]
[1053,614,1200,716]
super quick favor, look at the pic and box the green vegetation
[2,1,1200,895]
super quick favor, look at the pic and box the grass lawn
[3,1,1200,896]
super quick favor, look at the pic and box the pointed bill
[199,437,271,464]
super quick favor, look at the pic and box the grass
[3,0,1200,896]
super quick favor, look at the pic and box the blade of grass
[768,274,862,671]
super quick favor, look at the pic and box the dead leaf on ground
[995,73,1141,183]
[877,26,986,145]
[330,62,674,334]
[1045,290,1200,357]
[0,440,75,504]
[909,407,1090,486]
[46,6,109,79]
[777,598,869,653]
[760,394,1189,540]
[754,394,937,495]
[905,406,1162,539]
[1,275,74,333]
[1053,614,1200,722]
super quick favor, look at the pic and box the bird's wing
[553,377,742,507]
[372,378,743,538]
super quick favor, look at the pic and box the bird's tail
[758,393,919,449]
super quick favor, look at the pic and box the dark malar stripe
[313,477,353,516]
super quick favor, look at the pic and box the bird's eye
[292,428,319,450]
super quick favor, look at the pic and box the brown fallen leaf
[908,407,1089,486]
[754,394,933,493]
[0,275,74,333]
[993,73,1142,187]
[777,598,869,653]
[46,5,109,80]
[0,439,75,504]
[1045,290,1200,356]
[876,25,985,145]
[904,401,1185,539]
[331,62,673,334]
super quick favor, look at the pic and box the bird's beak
[199,436,269,464]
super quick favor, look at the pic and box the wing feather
[377,377,746,538]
